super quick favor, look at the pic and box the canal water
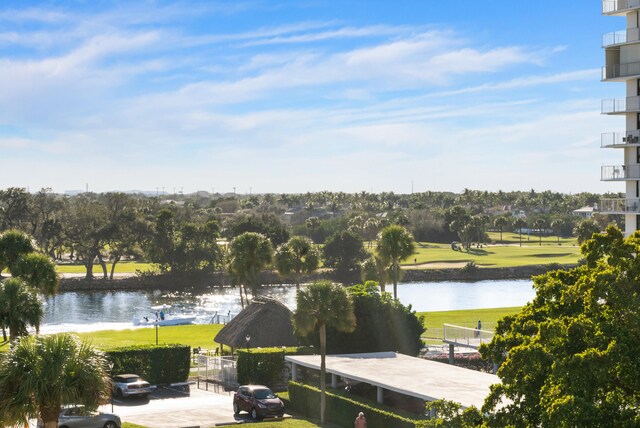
[39,279,534,334]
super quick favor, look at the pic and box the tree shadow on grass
[532,253,572,258]
[465,248,492,256]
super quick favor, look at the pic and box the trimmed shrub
[288,381,418,428]
[237,348,285,387]
[106,344,190,385]
[236,347,314,390]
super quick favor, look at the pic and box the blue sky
[0,1,624,194]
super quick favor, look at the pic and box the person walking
[354,411,367,428]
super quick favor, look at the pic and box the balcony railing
[601,130,640,147]
[602,28,640,46]
[600,198,640,213]
[602,60,640,80]
[603,0,640,14]
[602,164,640,180]
[602,96,640,113]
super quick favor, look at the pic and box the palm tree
[0,278,43,341]
[376,225,416,300]
[0,333,112,428]
[533,218,547,246]
[550,218,565,245]
[274,236,320,290]
[513,218,527,247]
[305,217,320,243]
[494,216,509,243]
[0,229,35,273]
[293,281,355,425]
[11,252,59,296]
[227,232,273,308]
[361,253,390,293]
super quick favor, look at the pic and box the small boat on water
[132,305,196,326]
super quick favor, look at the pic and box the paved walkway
[100,384,238,428]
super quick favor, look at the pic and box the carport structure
[285,351,499,410]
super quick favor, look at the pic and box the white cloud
[0,3,611,194]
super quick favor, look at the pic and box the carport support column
[448,343,455,365]
[291,363,298,381]
[376,386,383,404]
[331,374,337,389]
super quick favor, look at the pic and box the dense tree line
[481,225,640,426]
[0,187,617,280]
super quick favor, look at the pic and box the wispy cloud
[240,24,412,46]
[0,2,607,193]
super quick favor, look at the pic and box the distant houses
[572,205,598,219]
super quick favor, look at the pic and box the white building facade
[601,0,640,235]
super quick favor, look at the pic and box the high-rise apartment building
[602,0,640,235]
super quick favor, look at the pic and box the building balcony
[601,130,640,147]
[602,28,640,47]
[602,96,640,114]
[602,164,640,180]
[602,60,640,81]
[603,0,640,15]
[600,198,640,214]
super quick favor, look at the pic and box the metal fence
[207,312,236,324]
[443,324,494,349]
[196,353,238,389]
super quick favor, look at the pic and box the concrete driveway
[100,383,238,428]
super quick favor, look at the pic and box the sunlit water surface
[39,280,535,334]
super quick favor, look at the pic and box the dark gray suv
[233,385,285,420]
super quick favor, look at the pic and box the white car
[112,374,155,399]
[38,406,121,428]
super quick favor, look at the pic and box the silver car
[112,373,155,399]
[39,407,121,428]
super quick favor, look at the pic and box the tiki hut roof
[214,296,298,349]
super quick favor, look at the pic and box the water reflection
[40,280,535,333]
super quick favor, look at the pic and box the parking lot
[100,383,241,427]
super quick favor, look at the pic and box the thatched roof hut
[214,296,298,349]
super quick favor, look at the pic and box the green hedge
[237,348,285,386]
[106,344,190,385]
[288,381,418,428]
[236,346,313,389]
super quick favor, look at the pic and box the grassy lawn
[404,241,581,268]
[55,261,155,274]
[418,306,522,344]
[253,418,343,428]
[418,306,522,331]
[124,417,341,428]
[75,324,226,351]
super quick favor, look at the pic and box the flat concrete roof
[285,351,498,409]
